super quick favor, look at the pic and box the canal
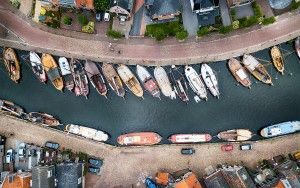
[0,43,300,145]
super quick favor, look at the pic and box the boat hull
[228,58,251,88]
[295,37,300,59]
[154,67,175,99]
[85,61,107,96]
[42,54,64,91]
[102,63,125,98]
[271,46,284,74]
[136,65,160,99]
[170,66,189,102]
[0,99,25,117]
[28,112,60,126]
[185,66,207,100]
[217,129,253,142]
[29,52,47,83]
[70,59,89,97]
[3,48,20,83]
[65,124,109,142]
[168,134,212,143]
[201,64,220,98]
[117,132,162,146]
[260,121,300,138]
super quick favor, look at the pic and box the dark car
[45,141,59,150]
[181,148,195,155]
[88,158,103,168]
[96,13,102,21]
[145,178,157,188]
[88,166,100,174]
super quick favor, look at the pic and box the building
[274,160,300,187]
[56,163,84,188]
[174,171,202,188]
[0,136,6,172]
[190,0,220,27]
[145,0,181,21]
[32,165,55,188]
[39,0,94,9]
[109,0,134,20]
[226,0,253,8]
[221,165,256,188]
[2,172,31,188]
[204,170,230,188]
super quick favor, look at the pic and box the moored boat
[102,63,125,98]
[295,37,300,58]
[41,54,64,91]
[242,54,272,85]
[27,112,60,126]
[201,64,220,98]
[117,132,162,146]
[0,99,25,117]
[217,129,253,142]
[70,59,89,98]
[58,57,74,91]
[168,134,212,144]
[270,46,284,74]
[185,66,207,100]
[85,60,107,97]
[29,52,47,83]
[117,65,143,98]
[2,48,20,83]
[260,121,300,138]
[65,124,109,142]
[136,65,160,99]
[154,66,176,99]
[228,58,251,88]
[170,66,189,102]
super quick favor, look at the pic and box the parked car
[181,148,195,155]
[45,141,59,150]
[88,166,100,174]
[18,143,26,159]
[240,143,253,151]
[6,149,14,163]
[104,12,110,22]
[145,178,157,188]
[221,144,234,152]
[96,12,102,22]
[88,158,103,168]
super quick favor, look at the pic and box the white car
[6,149,14,163]
[104,12,110,22]
[18,143,26,159]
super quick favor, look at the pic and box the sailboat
[185,65,207,101]
[0,99,25,118]
[170,66,189,103]
[228,58,251,88]
[136,65,160,99]
[29,52,47,83]
[58,57,74,91]
[295,37,300,58]
[27,112,60,126]
[85,60,107,97]
[2,48,20,83]
[270,46,284,74]
[154,66,176,100]
[70,59,89,98]
[102,63,125,98]
[217,129,253,142]
[201,64,220,98]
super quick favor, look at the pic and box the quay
[0,113,299,188]
[0,2,300,65]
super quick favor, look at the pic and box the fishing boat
[185,66,207,101]
[65,124,109,142]
[270,46,284,74]
[41,54,64,91]
[136,65,160,99]
[217,129,253,142]
[29,52,47,83]
[102,63,125,98]
[0,99,25,117]
[154,66,176,99]
[117,132,162,146]
[201,64,220,98]
[295,37,300,58]
[27,112,60,126]
[168,134,212,144]
[84,60,107,97]
[260,121,300,138]
[242,54,272,85]
[117,65,143,98]
[170,66,189,102]
[58,57,74,91]
[2,48,20,83]
[70,59,89,98]
[228,58,251,88]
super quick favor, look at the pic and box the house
[204,170,230,188]
[226,0,253,8]
[274,160,300,188]
[56,163,84,188]
[220,165,256,188]
[145,0,181,21]
[32,165,55,188]
[39,0,94,9]
[174,171,202,188]
[0,136,6,172]
[190,0,220,27]
[109,0,134,20]
[2,172,31,188]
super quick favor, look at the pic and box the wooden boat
[117,65,143,98]
[228,58,251,88]
[270,46,284,74]
[29,52,47,83]
[217,129,253,142]
[168,134,212,144]
[58,57,74,91]
[102,63,125,98]
[242,54,272,85]
[27,112,60,126]
[70,59,89,98]
[136,65,160,99]
[154,66,176,99]
[185,66,207,100]
[170,65,189,103]
[65,124,109,142]
[41,54,64,91]
[201,64,220,98]
[84,60,107,97]
[260,121,300,138]
[0,99,25,117]
[117,132,162,146]
[295,37,300,58]
[2,48,20,83]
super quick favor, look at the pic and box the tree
[77,14,88,26]
[94,0,109,12]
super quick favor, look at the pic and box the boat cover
[236,69,247,79]
[47,68,61,82]
[59,58,71,76]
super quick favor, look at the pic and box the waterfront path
[0,2,300,65]
[1,114,299,188]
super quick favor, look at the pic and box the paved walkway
[181,0,199,36]
[0,3,300,65]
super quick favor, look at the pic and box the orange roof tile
[75,0,94,9]
[2,173,31,188]
[156,172,170,185]
[175,173,202,188]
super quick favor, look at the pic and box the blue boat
[260,121,300,138]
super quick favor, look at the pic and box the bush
[107,29,124,39]
[252,2,263,18]
[262,16,276,25]
[291,0,300,10]
[238,16,258,28]
[63,16,72,25]
[176,30,188,41]
[94,0,109,11]
[232,20,239,29]
[77,14,88,26]
[145,21,185,41]
[47,20,60,29]
[197,26,210,37]
[219,25,233,34]
[230,9,236,20]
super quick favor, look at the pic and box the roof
[174,172,202,188]
[40,0,75,7]
[32,165,55,188]
[275,160,300,188]
[204,170,230,188]
[148,0,181,17]
[156,172,171,185]
[56,163,84,188]
[221,166,256,188]
[2,173,31,188]
[75,0,94,9]
[111,0,133,11]
[192,0,219,11]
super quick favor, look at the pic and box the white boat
[29,52,47,83]
[154,67,176,99]
[295,37,300,59]
[65,124,109,142]
[136,65,160,99]
[201,64,220,98]
[260,121,300,138]
[185,66,207,101]
[168,134,212,143]
[58,57,74,91]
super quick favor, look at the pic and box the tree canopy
[94,0,109,11]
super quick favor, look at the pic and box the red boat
[168,134,212,144]
[117,132,162,146]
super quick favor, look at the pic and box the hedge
[107,29,124,39]
[176,30,188,41]
[197,26,210,37]
[145,21,186,41]
[262,16,276,25]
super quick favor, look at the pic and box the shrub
[262,16,276,25]
[153,28,166,41]
[232,20,239,29]
[176,30,188,41]
[94,0,109,11]
[291,0,300,10]
[10,0,20,9]
[77,14,88,26]
[219,25,233,34]
[230,9,236,20]
[239,16,258,28]
[252,2,263,18]
[107,29,124,39]
[197,26,210,37]
[145,21,185,41]
[63,16,72,25]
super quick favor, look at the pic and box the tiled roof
[75,0,94,9]
[111,0,133,11]
[56,163,84,188]
[148,0,181,17]
[204,170,230,188]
